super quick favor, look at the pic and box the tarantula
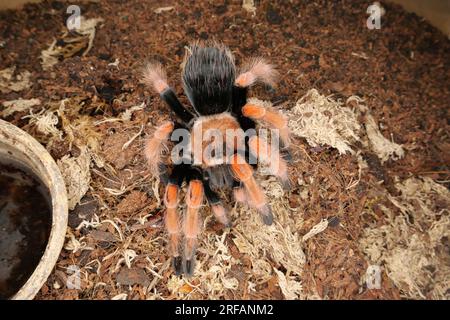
[143,41,291,276]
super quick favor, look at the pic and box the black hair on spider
[142,40,293,276]
[182,42,236,116]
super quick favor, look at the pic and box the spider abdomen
[182,43,236,116]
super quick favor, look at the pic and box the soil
[0,0,448,300]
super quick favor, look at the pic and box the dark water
[0,163,51,299]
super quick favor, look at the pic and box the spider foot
[184,259,195,277]
[172,256,183,276]
[211,204,231,228]
[279,173,292,191]
[281,148,293,163]
[259,204,274,226]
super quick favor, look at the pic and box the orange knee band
[164,184,179,208]
[242,104,287,130]
[154,121,174,140]
[165,184,180,236]
[186,180,204,208]
[230,154,253,182]
[242,104,266,119]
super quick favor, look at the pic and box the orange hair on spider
[183,180,204,267]
[144,121,174,176]
[242,104,266,119]
[229,153,253,182]
[211,204,230,226]
[185,180,204,208]
[142,62,169,94]
[164,184,181,256]
[242,103,290,147]
[249,135,290,189]
[236,58,279,88]
[233,187,247,203]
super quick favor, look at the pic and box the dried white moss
[197,231,240,296]
[154,6,174,14]
[288,89,361,154]
[233,177,305,298]
[273,268,303,300]
[162,175,306,300]
[365,113,404,163]
[348,96,404,163]
[360,177,450,299]
[120,102,145,121]
[40,42,59,71]
[288,89,404,163]
[61,100,105,168]
[18,98,102,212]
[24,109,61,139]
[58,146,91,210]
[165,229,239,299]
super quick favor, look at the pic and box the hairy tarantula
[143,41,291,276]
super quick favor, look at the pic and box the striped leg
[183,179,204,276]
[142,62,194,124]
[203,180,231,228]
[235,58,279,89]
[230,153,273,225]
[241,103,290,149]
[248,135,291,190]
[144,121,174,182]
[164,182,183,274]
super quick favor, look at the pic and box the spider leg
[144,121,175,182]
[203,180,231,228]
[229,153,273,225]
[204,164,234,189]
[242,103,290,148]
[232,84,261,167]
[241,102,292,162]
[183,172,204,276]
[232,179,247,204]
[232,86,256,132]
[249,135,291,190]
[235,58,278,89]
[161,88,194,124]
[163,165,186,275]
[142,62,194,124]
[232,82,291,162]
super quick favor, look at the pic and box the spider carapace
[143,41,292,275]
